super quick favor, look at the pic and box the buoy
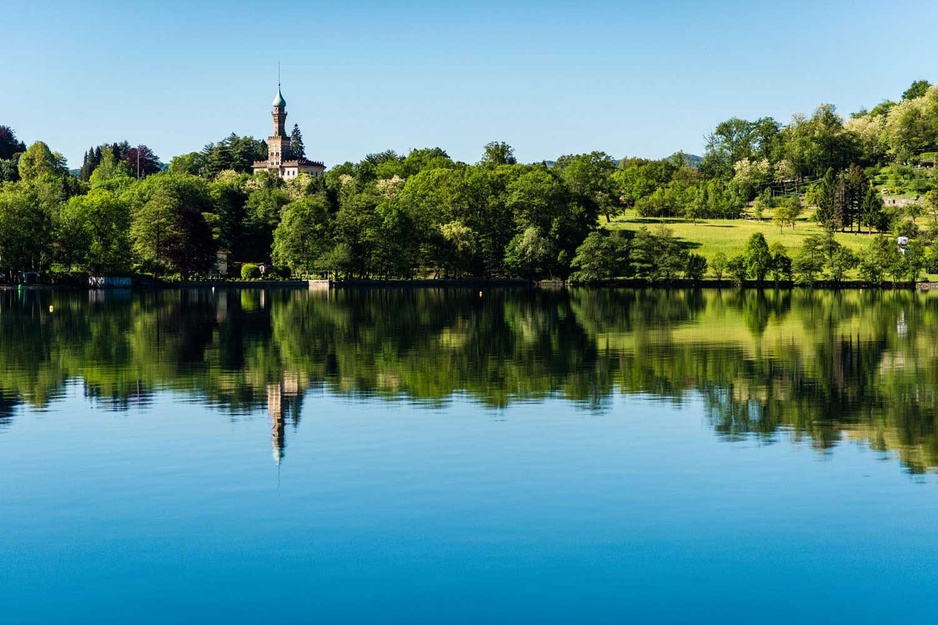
[49,305,54,313]
[479,291,483,298]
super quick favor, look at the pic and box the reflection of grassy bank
[2,288,938,472]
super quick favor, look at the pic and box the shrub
[241,263,260,280]
[683,253,707,282]
[710,252,727,280]
[727,255,748,285]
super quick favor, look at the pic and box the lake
[2,287,938,623]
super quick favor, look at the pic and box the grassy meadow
[604,205,938,282]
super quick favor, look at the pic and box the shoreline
[2,277,935,291]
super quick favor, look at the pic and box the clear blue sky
[4,0,937,169]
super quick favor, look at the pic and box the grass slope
[604,207,936,281]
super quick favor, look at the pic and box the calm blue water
[1,288,937,623]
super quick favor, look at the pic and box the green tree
[480,141,517,166]
[744,232,771,282]
[792,234,829,285]
[901,239,926,282]
[556,152,618,222]
[650,226,683,281]
[127,174,217,278]
[201,133,267,177]
[504,226,552,280]
[710,251,728,280]
[683,253,707,282]
[0,185,52,270]
[768,242,791,283]
[902,80,931,101]
[629,227,656,279]
[57,189,132,274]
[90,147,134,189]
[773,194,802,232]
[0,126,26,181]
[209,174,250,260]
[701,117,759,179]
[17,141,67,183]
[813,168,838,232]
[272,195,334,277]
[828,246,857,283]
[169,152,205,176]
[243,181,290,261]
[727,255,748,285]
[860,184,887,234]
[857,236,899,284]
[289,124,306,160]
[924,190,938,226]
[570,230,630,282]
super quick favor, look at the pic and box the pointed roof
[273,84,286,108]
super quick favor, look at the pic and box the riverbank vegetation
[1,80,936,284]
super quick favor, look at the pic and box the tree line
[0,79,935,282]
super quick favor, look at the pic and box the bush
[269,265,292,280]
[768,242,791,283]
[727,255,748,285]
[683,253,707,282]
[710,252,727,280]
[241,263,260,280]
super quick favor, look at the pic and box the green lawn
[603,208,938,281]
[605,208,879,261]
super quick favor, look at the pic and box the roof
[272,85,286,108]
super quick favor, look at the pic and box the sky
[4,0,938,169]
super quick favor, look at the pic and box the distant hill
[669,152,703,168]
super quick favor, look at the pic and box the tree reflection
[2,286,938,472]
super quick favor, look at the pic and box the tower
[267,84,291,168]
[252,77,326,178]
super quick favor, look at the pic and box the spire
[273,62,286,108]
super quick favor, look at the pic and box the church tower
[266,85,291,168]
[252,80,326,178]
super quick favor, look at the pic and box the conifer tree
[290,124,306,160]
[814,168,837,232]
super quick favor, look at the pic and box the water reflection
[2,287,938,472]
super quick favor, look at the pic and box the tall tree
[902,80,931,101]
[744,232,771,282]
[90,147,133,188]
[289,124,306,160]
[201,133,267,177]
[702,118,750,179]
[481,141,517,166]
[272,195,333,276]
[813,168,837,232]
[0,125,26,160]
[122,145,161,178]
[555,152,618,222]
[0,186,52,270]
[56,189,132,273]
[128,174,217,278]
[17,141,67,182]
[860,185,887,234]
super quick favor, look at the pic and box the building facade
[252,85,325,178]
